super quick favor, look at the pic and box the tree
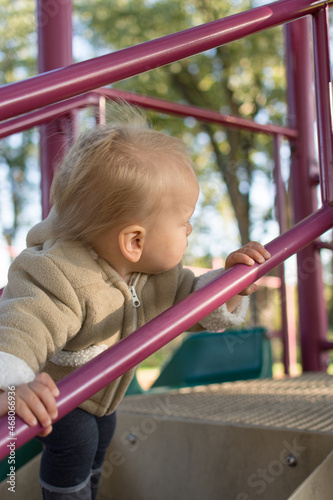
[76,0,286,249]
[0,0,38,255]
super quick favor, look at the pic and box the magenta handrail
[0,0,331,122]
[0,205,332,460]
[0,88,298,140]
[98,89,299,138]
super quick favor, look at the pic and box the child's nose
[186,223,192,236]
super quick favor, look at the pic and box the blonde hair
[50,103,195,243]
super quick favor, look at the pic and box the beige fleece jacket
[0,209,248,416]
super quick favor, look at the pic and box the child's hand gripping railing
[0,205,332,461]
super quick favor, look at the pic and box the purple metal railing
[285,17,330,371]
[312,5,333,204]
[0,204,332,460]
[0,0,333,459]
[0,89,298,140]
[0,0,332,123]
[37,0,75,216]
[96,89,299,138]
[273,134,291,375]
[0,94,99,140]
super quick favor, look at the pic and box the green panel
[151,327,272,390]
[126,372,145,395]
[0,439,42,482]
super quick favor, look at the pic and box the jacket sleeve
[176,265,249,331]
[0,352,35,390]
[0,249,84,388]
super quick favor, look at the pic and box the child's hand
[225,241,270,296]
[0,372,59,437]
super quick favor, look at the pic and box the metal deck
[118,373,333,433]
[99,374,333,499]
[3,374,333,500]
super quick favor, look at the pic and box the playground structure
[0,0,333,498]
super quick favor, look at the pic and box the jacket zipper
[106,273,142,413]
[129,273,141,331]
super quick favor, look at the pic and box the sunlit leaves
[0,0,38,245]
[0,0,36,84]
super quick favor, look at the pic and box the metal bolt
[286,454,297,466]
[127,433,137,445]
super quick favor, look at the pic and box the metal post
[96,95,106,125]
[312,5,333,204]
[37,0,74,217]
[285,18,329,371]
[273,134,298,376]
[273,134,290,374]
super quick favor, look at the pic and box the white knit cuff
[50,344,109,367]
[0,352,36,390]
[195,269,249,331]
[199,296,249,331]
[195,269,224,288]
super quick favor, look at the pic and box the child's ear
[119,225,146,263]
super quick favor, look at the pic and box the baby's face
[139,176,199,275]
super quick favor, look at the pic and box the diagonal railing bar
[96,88,299,138]
[0,93,99,140]
[0,204,332,460]
[0,0,331,122]
[0,88,298,140]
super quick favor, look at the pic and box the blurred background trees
[0,0,39,261]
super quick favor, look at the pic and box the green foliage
[0,0,36,84]
[0,0,38,245]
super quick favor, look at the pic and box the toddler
[0,104,270,499]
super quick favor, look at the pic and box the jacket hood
[26,207,58,248]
